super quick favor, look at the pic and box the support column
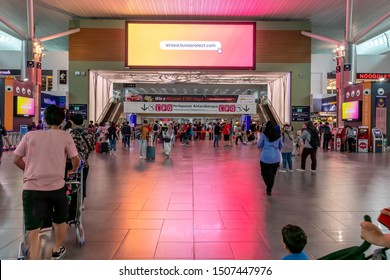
[335,50,344,128]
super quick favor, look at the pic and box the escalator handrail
[96,96,117,124]
[260,97,283,127]
[108,101,124,124]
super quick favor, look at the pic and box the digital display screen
[14,96,35,117]
[126,22,255,69]
[342,101,361,121]
[374,130,382,136]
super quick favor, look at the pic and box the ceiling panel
[0,0,389,53]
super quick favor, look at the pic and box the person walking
[257,121,283,196]
[107,122,119,154]
[121,121,131,148]
[136,120,151,159]
[63,114,96,209]
[235,124,244,145]
[322,122,332,150]
[13,105,80,259]
[213,122,221,147]
[296,121,319,173]
[162,123,174,158]
[345,125,355,152]
[279,124,294,172]
[0,123,11,166]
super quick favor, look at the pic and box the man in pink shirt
[14,105,80,260]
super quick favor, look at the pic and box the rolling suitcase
[146,146,155,160]
[95,142,101,153]
[100,142,109,153]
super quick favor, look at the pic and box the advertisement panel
[126,22,255,69]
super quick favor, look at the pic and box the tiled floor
[1,139,389,260]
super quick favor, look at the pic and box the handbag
[163,137,171,143]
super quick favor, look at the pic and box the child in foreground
[281,224,310,260]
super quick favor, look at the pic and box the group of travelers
[11,105,96,260]
[3,109,390,260]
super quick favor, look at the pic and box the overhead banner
[125,94,255,104]
[124,102,256,115]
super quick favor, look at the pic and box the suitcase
[100,142,109,153]
[95,142,101,153]
[146,146,155,160]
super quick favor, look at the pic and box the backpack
[186,126,193,135]
[308,129,320,149]
[153,124,159,131]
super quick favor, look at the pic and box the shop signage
[41,93,66,108]
[59,70,67,84]
[0,69,21,75]
[357,73,390,80]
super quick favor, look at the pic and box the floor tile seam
[110,228,133,260]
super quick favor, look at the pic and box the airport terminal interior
[1,139,390,260]
[1,0,390,261]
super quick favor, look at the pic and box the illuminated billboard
[14,96,35,117]
[342,101,361,121]
[126,22,256,69]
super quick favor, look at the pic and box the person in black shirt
[121,121,131,148]
[107,122,119,154]
[0,124,11,165]
[213,122,221,147]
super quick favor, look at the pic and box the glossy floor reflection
[1,139,390,260]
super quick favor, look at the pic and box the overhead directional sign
[124,102,256,115]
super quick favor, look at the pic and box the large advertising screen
[14,96,35,117]
[126,22,255,69]
[342,101,361,121]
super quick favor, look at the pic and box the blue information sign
[292,106,310,122]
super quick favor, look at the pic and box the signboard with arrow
[124,102,256,115]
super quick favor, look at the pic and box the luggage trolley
[66,161,85,247]
[18,161,85,260]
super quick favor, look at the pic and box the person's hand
[360,221,383,245]
[66,169,78,179]
[380,208,390,216]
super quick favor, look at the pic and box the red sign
[357,73,390,80]
[218,105,236,112]
[359,142,367,149]
[155,104,173,112]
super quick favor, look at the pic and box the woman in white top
[162,123,174,158]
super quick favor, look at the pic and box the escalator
[108,101,124,124]
[96,96,124,125]
[257,97,283,127]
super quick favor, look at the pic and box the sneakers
[310,169,316,173]
[52,246,66,260]
[288,169,293,173]
[279,169,286,173]
[296,168,305,172]
[140,156,143,159]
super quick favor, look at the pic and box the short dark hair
[44,105,65,126]
[282,224,307,254]
[69,114,84,126]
